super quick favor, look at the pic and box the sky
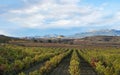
[0,0,120,37]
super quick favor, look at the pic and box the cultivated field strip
[69,50,80,75]
[27,50,72,75]
[49,51,72,75]
[78,49,120,75]
[1,44,120,75]
[77,50,97,75]
[21,49,69,75]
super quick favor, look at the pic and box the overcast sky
[0,0,120,37]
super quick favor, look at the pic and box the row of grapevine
[0,44,68,75]
[69,50,80,75]
[78,48,120,75]
[26,49,72,75]
[1,44,120,75]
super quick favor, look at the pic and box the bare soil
[49,52,72,75]
[77,51,97,75]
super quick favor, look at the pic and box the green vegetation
[29,49,71,75]
[69,50,80,75]
[0,44,120,75]
[78,48,120,75]
[0,44,66,75]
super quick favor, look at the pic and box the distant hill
[70,29,120,38]
[0,35,19,43]
[81,36,120,43]
[1,29,120,44]
[21,29,120,39]
[73,36,120,45]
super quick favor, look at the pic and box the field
[0,43,120,75]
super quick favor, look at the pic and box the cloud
[0,30,12,36]
[1,0,120,29]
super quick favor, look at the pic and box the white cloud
[1,0,120,29]
[59,0,80,4]
[0,30,11,36]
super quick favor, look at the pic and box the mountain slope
[73,36,120,46]
[81,36,120,43]
[71,29,120,38]
[0,35,19,43]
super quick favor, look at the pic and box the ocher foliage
[69,50,80,75]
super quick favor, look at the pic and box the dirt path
[23,61,45,75]
[49,52,72,75]
[21,61,45,75]
[77,51,97,75]
[18,51,69,75]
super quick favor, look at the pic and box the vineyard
[0,44,120,75]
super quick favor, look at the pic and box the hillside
[0,35,12,43]
[73,36,120,46]
[70,29,120,38]
[81,36,120,43]
[0,35,20,43]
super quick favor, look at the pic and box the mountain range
[37,29,120,39]
[70,29,120,38]
[0,29,120,39]
[1,29,120,44]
